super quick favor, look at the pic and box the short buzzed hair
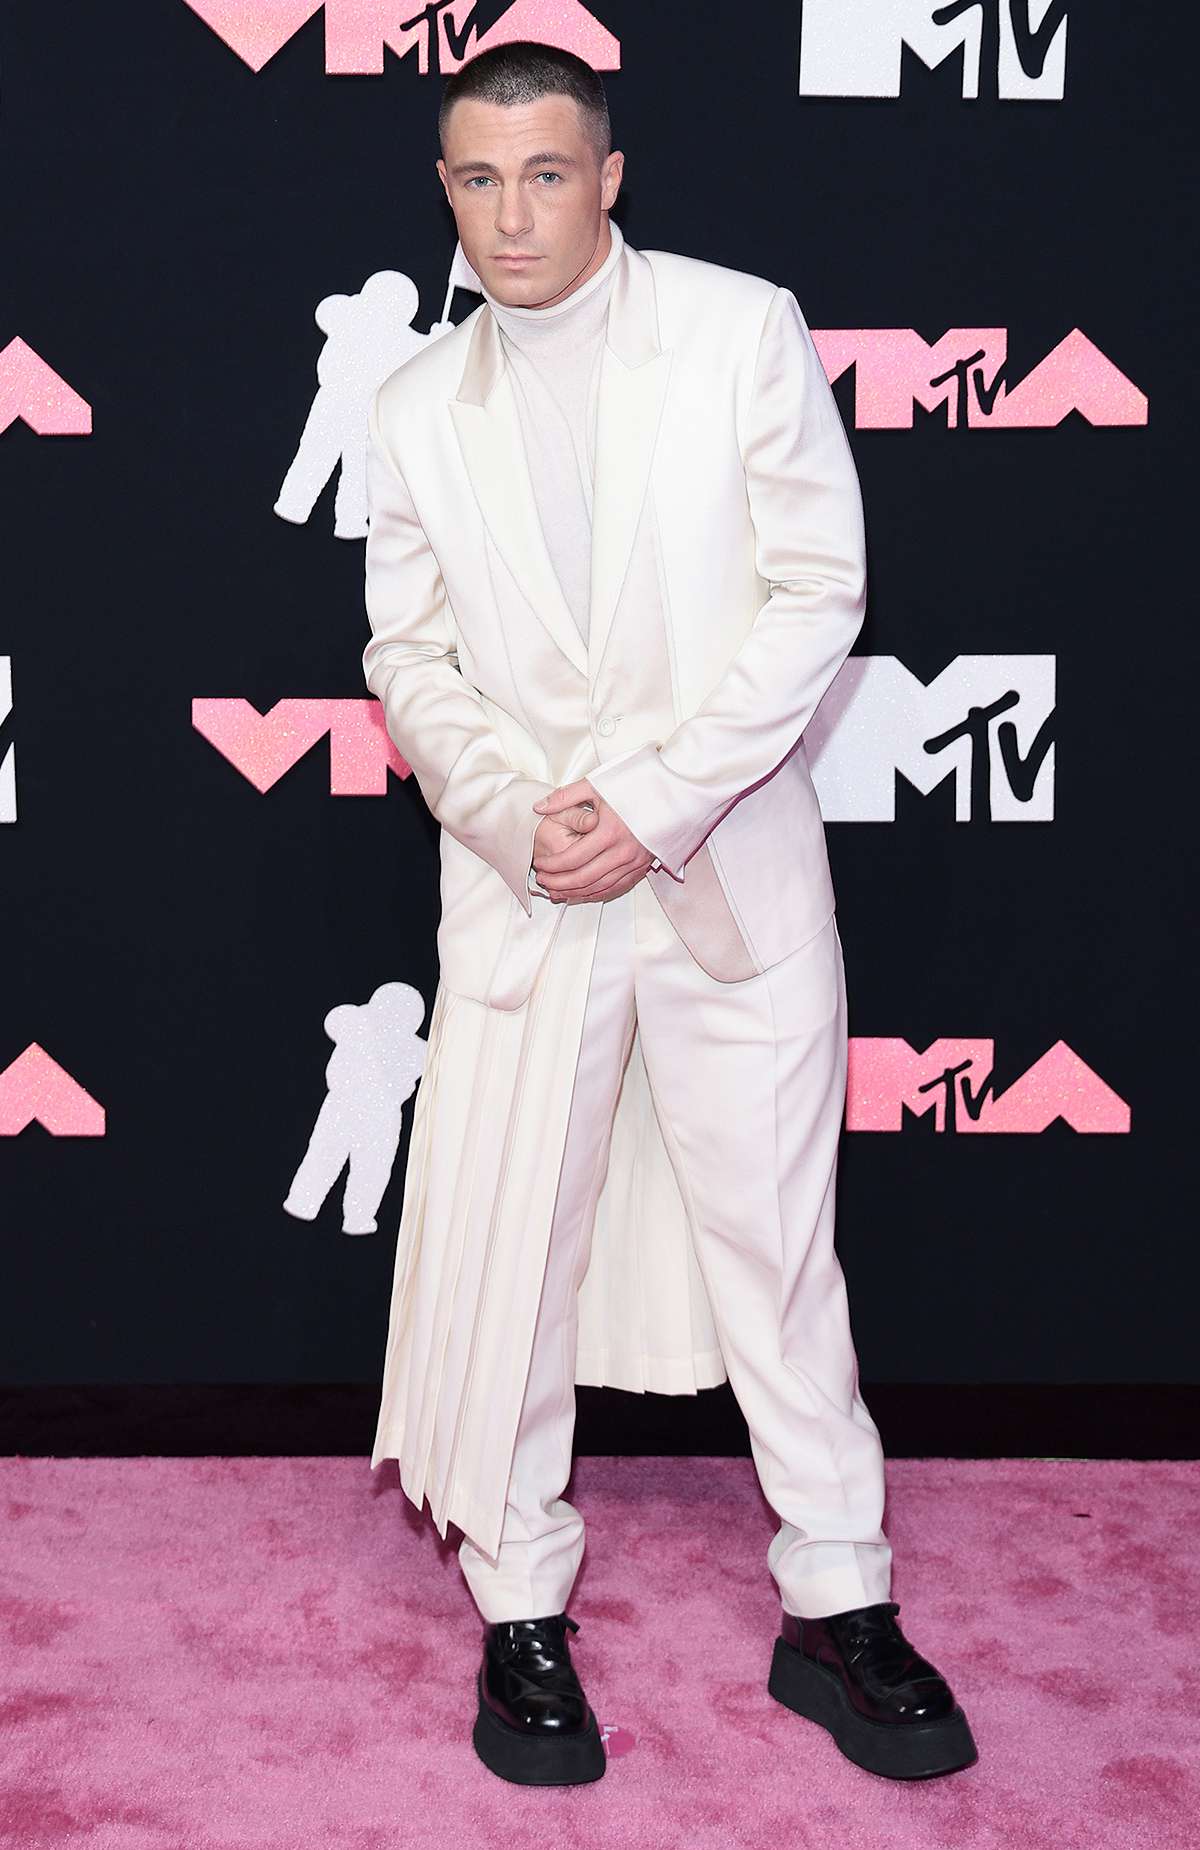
[438,39,611,169]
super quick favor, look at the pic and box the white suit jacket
[362,228,867,1008]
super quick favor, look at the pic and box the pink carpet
[1,1456,1196,1848]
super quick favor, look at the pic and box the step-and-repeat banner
[2,2,1190,1411]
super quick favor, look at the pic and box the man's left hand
[532,781,655,903]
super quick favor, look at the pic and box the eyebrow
[448,150,580,178]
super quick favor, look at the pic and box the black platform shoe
[768,1600,977,1780]
[472,1612,606,1786]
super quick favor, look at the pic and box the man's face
[437,94,622,309]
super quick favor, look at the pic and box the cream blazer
[362,229,867,1010]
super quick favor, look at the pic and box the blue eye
[464,172,562,188]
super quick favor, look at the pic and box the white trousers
[458,877,893,1622]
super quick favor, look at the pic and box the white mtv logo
[808,655,1055,820]
[0,657,13,824]
[799,0,1069,101]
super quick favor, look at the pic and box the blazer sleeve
[361,388,552,916]
[586,284,867,880]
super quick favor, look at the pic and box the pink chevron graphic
[193,698,409,793]
[812,328,1147,429]
[0,338,92,436]
[0,1045,105,1136]
[180,0,619,76]
[847,1038,1130,1134]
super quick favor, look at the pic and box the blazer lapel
[588,239,673,681]
[448,310,587,676]
[447,233,672,688]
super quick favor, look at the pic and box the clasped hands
[530,780,655,904]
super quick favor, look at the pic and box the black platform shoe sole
[768,1637,977,1780]
[471,1670,607,1786]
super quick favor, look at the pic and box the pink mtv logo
[0,339,91,436]
[0,1045,105,1136]
[847,1039,1130,1134]
[813,328,1147,429]
[181,0,619,76]
[193,698,409,792]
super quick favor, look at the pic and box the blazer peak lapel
[588,240,672,681]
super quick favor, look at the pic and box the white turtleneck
[480,216,624,648]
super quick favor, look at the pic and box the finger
[556,872,637,904]
[537,840,627,883]
[535,822,623,874]
[533,781,594,815]
[535,805,597,845]
[539,847,635,893]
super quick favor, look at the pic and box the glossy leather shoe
[472,1612,606,1786]
[768,1600,977,1779]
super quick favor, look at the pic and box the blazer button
[596,715,618,738]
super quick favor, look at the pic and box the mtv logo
[182,0,619,77]
[0,337,92,436]
[811,328,1146,430]
[0,1045,106,1136]
[0,656,13,824]
[193,698,408,793]
[799,0,1069,102]
[847,1038,1129,1134]
[808,655,1054,823]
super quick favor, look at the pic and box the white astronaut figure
[273,241,483,539]
[283,982,428,1235]
[273,271,456,540]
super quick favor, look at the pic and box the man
[362,40,977,1789]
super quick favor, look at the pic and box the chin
[486,272,542,302]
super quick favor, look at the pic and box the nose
[493,185,532,239]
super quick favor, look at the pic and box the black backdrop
[2,1,1195,1456]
